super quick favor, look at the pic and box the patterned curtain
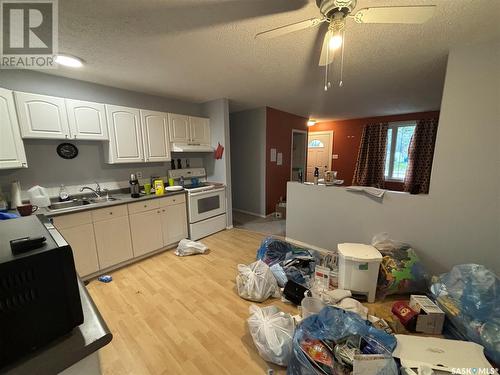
[404,118,439,194]
[352,123,388,188]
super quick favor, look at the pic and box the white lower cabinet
[59,224,100,276]
[51,195,187,277]
[52,211,100,277]
[93,207,134,269]
[129,209,164,257]
[161,203,188,246]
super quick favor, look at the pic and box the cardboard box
[409,295,445,334]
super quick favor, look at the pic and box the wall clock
[57,143,79,159]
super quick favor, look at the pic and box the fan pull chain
[339,29,346,87]
[324,32,330,91]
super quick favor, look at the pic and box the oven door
[188,187,226,223]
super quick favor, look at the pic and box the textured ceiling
[49,0,500,120]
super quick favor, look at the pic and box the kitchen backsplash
[0,139,206,201]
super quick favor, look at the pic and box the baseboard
[232,208,267,218]
[285,236,334,254]
[226,225,234,229]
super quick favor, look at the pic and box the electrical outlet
[136,171,143,179]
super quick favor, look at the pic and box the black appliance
[0,215,83,368]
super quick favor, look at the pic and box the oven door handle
[189,187,225,197]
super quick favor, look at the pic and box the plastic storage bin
[337,243,382,303]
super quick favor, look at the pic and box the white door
[189,116,210,145]
[94,215,134,269]
[65,99,108,140]
[307,131,333,182]
[105,104,144,163]
[168,113,190,143]
[0,88,27,169]
[129,209,164,257]
[160,203,188,246]
[140,110,171,162]
[59,224,100,277]
[14,92,70,139]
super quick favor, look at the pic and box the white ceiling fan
[256,0,436,90]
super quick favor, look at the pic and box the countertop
[40,190,187,217]
[1,278,112,375]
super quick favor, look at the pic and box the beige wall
[286,41,500,275]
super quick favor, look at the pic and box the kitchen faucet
[80,182,102,198]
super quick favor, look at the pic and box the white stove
[167,168,227,240]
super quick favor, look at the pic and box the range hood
[171,143,214,153]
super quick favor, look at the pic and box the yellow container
[154,179,164,195]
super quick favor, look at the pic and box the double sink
[48,196,119,212]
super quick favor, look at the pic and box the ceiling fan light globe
[329,35,343,50]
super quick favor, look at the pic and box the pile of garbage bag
[248,305,295,366]
[257,237,321,288]
[372,233,428,299]
[236,260,281,302]
[430,264,500,363]
[288,306,398,375]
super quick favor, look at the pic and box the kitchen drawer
[128,199,160,215]
[91,204,128,222]
[158,194,185,207]
[52,211,92,230]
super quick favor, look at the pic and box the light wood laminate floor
[87,228,296,375]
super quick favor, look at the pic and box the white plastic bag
[247,305,295,366]
[174,239,208,257]
[236,260,280,302]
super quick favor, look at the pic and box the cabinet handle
[162,209,165,212]
[144,204,147,208]
[157,210,161,214]
[173,199,176,202]
[109,212,113,215]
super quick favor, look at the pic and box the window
[384,122,416,181]
[308,139,324,148]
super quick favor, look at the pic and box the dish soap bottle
[313,167,319,185]
[59,184,70,202]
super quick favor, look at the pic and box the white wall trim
[232,208,267,218]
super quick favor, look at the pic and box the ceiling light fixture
[307,119,317,127]
[54,54,84,68]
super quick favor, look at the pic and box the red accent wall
[266,107,308,215]
[309,111,440,189]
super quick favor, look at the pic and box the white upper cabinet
[65,99,109,140]
[14,91,70,139]
[169,113,190,143]
[0,88,28,169]
[168,114,211,145]
[140,110,171,162]
[189,116,210,145]
[105,104,144,163]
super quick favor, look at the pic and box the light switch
[332,154,339,159]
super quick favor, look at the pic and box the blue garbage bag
[288,306,398,375]
[287,306,398,375]
[430,264,500,363]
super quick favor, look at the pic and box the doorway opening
[307,131,333,182]
[291,129,308,182]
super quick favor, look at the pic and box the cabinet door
[140,110,171,162]
[189,116,210,145]
[0,88,27,169]
[14,91,70,139]
[105,104,144,163]
[59,224,100,277]
[94,216,134,269]
[129,209,164,257]
[168,113,190,143]
[160,203,188,246]
[66,99,108,140]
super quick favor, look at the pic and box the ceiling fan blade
[318,29,334,66]
[353,5,436,24]
[255,17,325,39]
